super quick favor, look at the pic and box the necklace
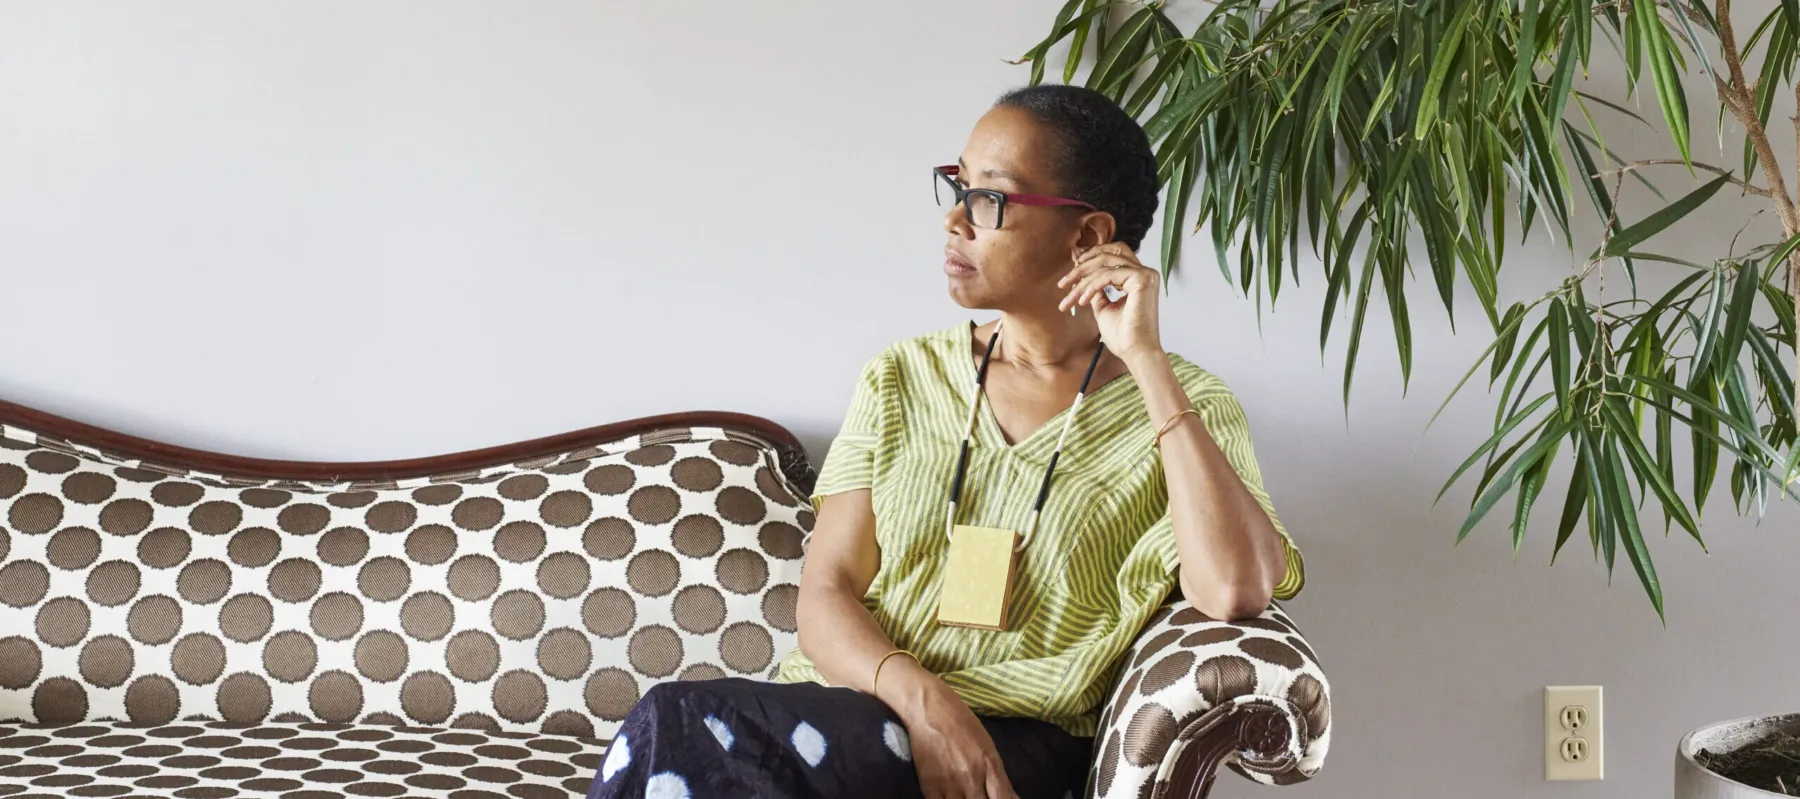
[937,318,1106,631]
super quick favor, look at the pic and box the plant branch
[1714,0,1799,232]
[1714,0,1800,425]
[1596,159,1775,197]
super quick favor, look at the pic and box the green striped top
[775,320,1303,736]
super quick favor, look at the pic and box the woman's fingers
[1078,266,1132,305]
[1060,246,1139,284]
[1060,245,1134,284]
[984,768,1021,799]
[1075,241,1132,265]
[1059,258,1132,307]
[1063,264,1136,310]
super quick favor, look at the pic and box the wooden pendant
[936,524,1021,631]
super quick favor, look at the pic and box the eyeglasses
[934,165,1095,230]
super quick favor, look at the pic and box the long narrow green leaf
[1623,375,1789,464]
[1255,119,1294,243]
[1363,56,1403,141]
[1763,276,1797,348]
[1654,367,1675,527]
[1321,200,1371,351]
[1553,446,1591,564]
[1088,6,1158,93]
[1635,0,1692,165]
[1511,0,1541,103]
[1597,174,1733,259]
[1667,0,1721,92]
[1573,90,1655,127]
[1514,432,1561,559]
[1564,122,1636,290]
[1065,0,1099,83]
[1545,14,1582,124]
[1747,328,1795,421]
[1691,269,1729,379]
[1427,297,1533,437]
[1594,433,1620,574]
[1438,394,1558,503]
[1343,238,1381,408]
[1715,260,1762,382]
[1549,299,1572,418]
[1123,40,1188,118]
[1492,303,1527,386]
[1763,230,1800,278]
[1383,219,1414,390]
[1144,75,1225,143]
[1457,418,1577,543]
[1025,1,1075,85]
[1692,374,1720,518]
[1606,436,1665,620]
[1413,1,1475,140]
[1614,252,1711,270]
[1457,236,1502,329]
[1160,152,1198,281]
[1410,162,1459,323]
[1323,15,1378,141]
[1475,417,1556,504]
[1630,386,1800,503]
[1602,400,1703,547]
[1521,94,1574,242]
[1620,0,1644,89]
[1579,430,1612,563]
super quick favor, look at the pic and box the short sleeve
[1145,376,1305,600]
[808,352,892,513]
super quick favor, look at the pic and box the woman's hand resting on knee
[794,490,1019,797]
[881,661,1019,799]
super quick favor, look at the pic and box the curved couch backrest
[0,405,815,742]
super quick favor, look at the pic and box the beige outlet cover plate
[1546,685,1603,781]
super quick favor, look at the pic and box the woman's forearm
[794,491,957,722]
[1124,349,1285,619]
[797,584,949,720]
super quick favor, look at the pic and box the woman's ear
[1077,212,1118,248]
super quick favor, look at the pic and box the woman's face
[943,106,1114,312]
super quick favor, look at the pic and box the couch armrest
[1089,602,1330,798]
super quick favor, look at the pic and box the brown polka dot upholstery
[0,423,811,797]
[1089,602,1332,797]
[0,721,605,797]
[0,416,1328,795]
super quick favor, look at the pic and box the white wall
[2,2,1796,796]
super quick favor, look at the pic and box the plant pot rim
[1678,713,1800,797]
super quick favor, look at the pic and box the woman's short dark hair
[995,84,1160,251]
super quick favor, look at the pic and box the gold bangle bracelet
[1153,408,1203,448]
[871,649,916,697]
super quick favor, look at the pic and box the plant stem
[1713,0,1800,422]
[1595,160,1774,197]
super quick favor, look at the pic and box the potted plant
[1015,0,1799,794]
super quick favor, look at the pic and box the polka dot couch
[0,402,1329,799]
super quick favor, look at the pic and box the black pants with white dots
[585,678,1091,799]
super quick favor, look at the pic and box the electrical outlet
[1546,686,1603,781]
[1561,705,1587,732]
[1561,737,1588,762]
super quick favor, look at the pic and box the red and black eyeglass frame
[934,165,1095,229]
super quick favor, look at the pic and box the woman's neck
[990,310,1102,371]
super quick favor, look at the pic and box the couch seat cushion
[0,721,603,798]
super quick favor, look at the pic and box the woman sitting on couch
[587,84,1303,799]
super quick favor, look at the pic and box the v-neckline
[959,319,1138,451]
